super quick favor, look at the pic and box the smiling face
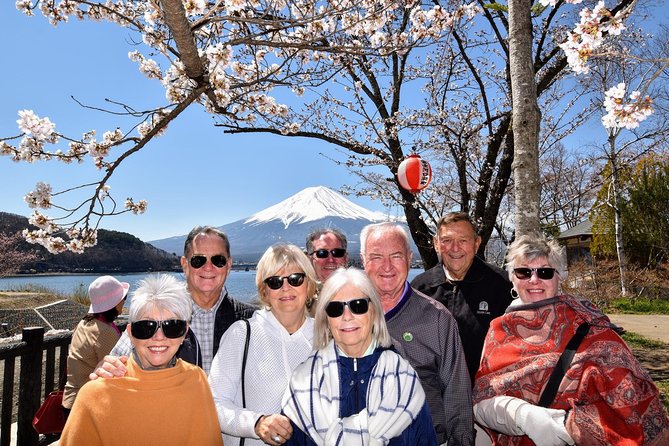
[363,230,411,310]
[435,220,481,281]
[128,306,187,369]
[264,265,308,320]
[327,283,374,358]
[310,232,348,281]
[512,256,560,304]
[180,233,231,309]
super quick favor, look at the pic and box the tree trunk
[508,0,541,236]
[608,136,628,297]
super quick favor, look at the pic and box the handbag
[32,390,65,435]
[33,366,67,435]
[240,318,251,446]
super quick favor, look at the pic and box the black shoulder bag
[538,322,590,407]
[239,318,251,446]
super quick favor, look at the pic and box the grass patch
[656,381,669,412]
[608,297,669,315]
[622,331,667,349]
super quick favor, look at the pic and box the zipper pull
[354,357,357,372]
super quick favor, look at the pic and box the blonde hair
[255,243,318,308]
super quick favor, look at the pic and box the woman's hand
[255,414,293,445]
[88,355,128,380]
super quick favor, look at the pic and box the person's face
[180,233,231,306]
[310,233,348,281]
[363,230,411,302]
[512,256,560,303]
[264,265,308,319]
[435,220,481,280]
[326,284,374,358]
[128,306,187,369]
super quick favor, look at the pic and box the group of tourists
[58,214,669,445]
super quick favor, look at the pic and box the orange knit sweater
[60,356,223,446]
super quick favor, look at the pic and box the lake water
[0,269,424,304]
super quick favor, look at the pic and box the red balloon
[397,154,432,193]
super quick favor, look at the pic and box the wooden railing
[0,327,71,446]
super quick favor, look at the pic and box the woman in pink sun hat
[62,276,129,420]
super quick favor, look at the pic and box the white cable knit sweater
[209,309,314,446]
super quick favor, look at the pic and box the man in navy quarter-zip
[361,222,474,446]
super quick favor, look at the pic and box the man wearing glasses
[410,212,512,385]
[305,228,349,282]
[98,226,254,376]
[361,222,473,446]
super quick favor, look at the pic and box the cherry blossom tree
[1,0,664,269]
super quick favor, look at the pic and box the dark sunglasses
[325,298,371,318]
[189,254,227,269]
[264,273,306,290]
[311,248,346,259]
[513,267,556,280]
[131,319,188,340]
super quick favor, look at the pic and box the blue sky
[0,5,397,242]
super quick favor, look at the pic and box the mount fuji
[148,186,401,263]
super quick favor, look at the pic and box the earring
[510,288,519,299]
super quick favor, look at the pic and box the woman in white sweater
[209,243,318,446]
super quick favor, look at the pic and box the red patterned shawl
[473,295,669,446]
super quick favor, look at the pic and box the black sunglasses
[131,319,188,340]
[513,267,556,280]
[325,298,371,318]
[311,248,346,259]
[264,273,306,290]
[189,254,227,269]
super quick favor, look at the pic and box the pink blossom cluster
[601,83,653,130]
[558,1,626,74]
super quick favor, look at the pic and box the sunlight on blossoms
[602,83,653,130]
[17,110,56,141]
[24,182,53,209]
[559,1,625,74]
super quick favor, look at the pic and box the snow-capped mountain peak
[245,186,388,228]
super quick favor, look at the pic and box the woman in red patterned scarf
[473,233,669,446]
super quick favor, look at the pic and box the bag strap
[239,318,251,446]
[538,322,590,408]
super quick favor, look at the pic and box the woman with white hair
[209,243,318,446]
[282,267,436,445]
[473,233,669,446]
[60,274,222,445]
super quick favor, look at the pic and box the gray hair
[505,233,568,281]
[312,267,391,350]
[305,228,348,254]
[359,222,411,258]
[183,226,230,257]
[255,243,318,308]
[129,274,192,322]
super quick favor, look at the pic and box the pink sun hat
[88,275,130,313]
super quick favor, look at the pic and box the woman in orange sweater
[60,274,223,446]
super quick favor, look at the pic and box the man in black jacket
[411,213,512,385]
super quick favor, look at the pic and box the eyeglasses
[264,273,306,290]
[130,319,188,340]
[513,267,556,280]
[311,248,346,259]
[189,254,227,269]
[325,298,371,318]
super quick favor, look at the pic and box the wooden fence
[0,327,71,446]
